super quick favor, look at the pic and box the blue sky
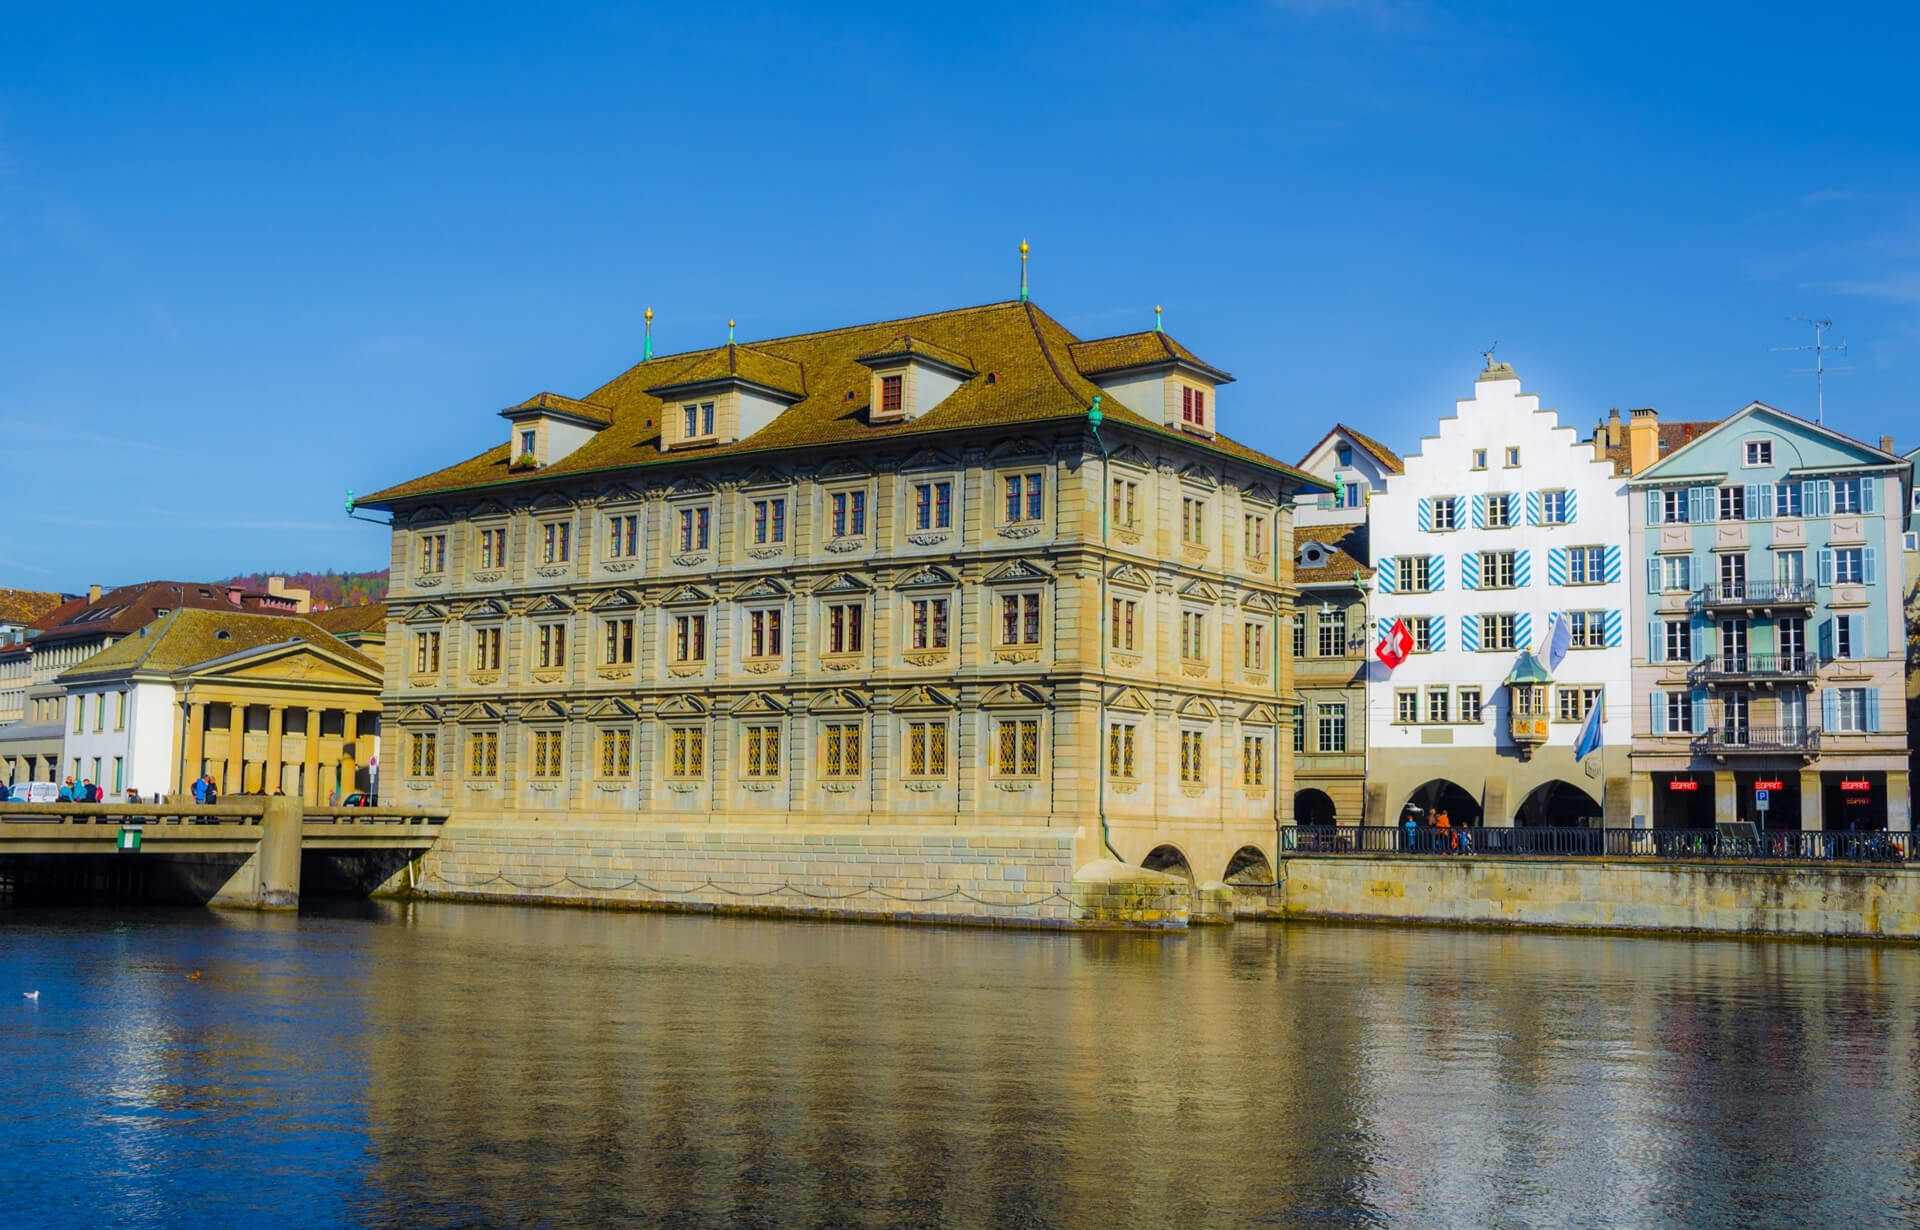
[3,1,1915,587]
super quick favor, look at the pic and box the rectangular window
[673,613,708,663]
[536,622,568,670]
[530,729,561,779]
[1481,550,1516,589]
[1181,385,1207,427]
[1317,614,1342,658]
[1243,622,1266,670]
[1398,555,1433,593]
[996,718,1040,776]
[1107,721,1138,778]
[1407,615,1434,653]
[1833,548,1865,584]
[1459,687,1482,723]
[1291,616,1306,659]
[1566,545,1606,585]
[479,526,507,570]
[824,603,865,655]
[1179,730,1205,783]
[1558,685,1602,722]
[93,696,104,732]
[1244,514,1268,559]
[468,731,499,778]
[1426,688,1451,724]
[1316,703,1347,753]
[820,723,862,778]
[1540,490,1570,524]
[1110,598,1138,651]
[1775,482,1803,518]
[1505,446,1521,467]
[1776,550,1805,587]
[1000,593,1042,645]
[606,514,639,558]
[1662,618,1690,663]
[541,522,571,565]
[1180,611,1206,661]
[1833,688,1873,732]
[831,491,868,538]
[519,429,536,457]
[907,721,949,777]
[880,374,904,414]
[1745,439,1773,466]
[1429,496,1457,530]
[1660,489,1691,524]
[115,692,127,731]
[752,497,788,545]
[668,726,705,779]
[1833,478,1862,514]
[418,533,447,575]
[112,757,124,793]
[414,630,442,674]
[1662,692,1694,734]
[408,732,438,778]
[1111,478,1138,527]
[911,598,949,650]
[1485,494,1514,528]
[1242,734,1267,785]
[1718,486,1746,521]
[1472,449,1488,470]
[473,627,503,672]
[682,401,715,438]
[913,481,954,531]
[1660,555,1693,591]
[603,617,635,666]
[1835,616,1855,660]
[1180,496,1206,545]
[678,507,711,552]
[742,724,782,778]
[1567,611,1607,649]
[1481,613,1516,651]
[1396,690,1419,723]
[747,608,783,658]
[1003,473,1045,523]
[598,729,633,779]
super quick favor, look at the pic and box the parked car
[341,792,377,807]
[4,782,61,804]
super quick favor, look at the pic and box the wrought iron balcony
[1691,726,1821,759]
[1692,581,1816,612]
[1688,653,1821,685]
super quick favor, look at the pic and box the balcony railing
[1282,826,1911,863]
[1692,581,1816,610]
[1690,726,1821,757]
[1688,653,1821,684]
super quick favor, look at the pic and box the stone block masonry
[410,820,1084,928]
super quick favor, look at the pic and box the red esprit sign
[1668,780,1700,792]
[1754,779,1785,792]
[1840,779,1873,793]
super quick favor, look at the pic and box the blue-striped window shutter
[1418,497,1434,532]
[1651,694,1667,734]
[1472,494,1487,529]
[1866,687,1882,732]
[1526,490,1542,526]
[1547,547,1567,586]
[1822,689,1839,731]
[1691,689,1708,732]
[1604,545,1622,583]
[1431,615,1447,651]
[1648,620,1665,663]
[1377,557,1396,593]
[1604,610,1622,647]
[1817,548,1835,587]
[1449,496,1463,528]
[1515,611,1532,648]
[1513,549,1531,587]
[1564,488,1578,523]
[1462,552,1480,590]
[1864,549,1878,585]
[1461,614,1481,652]
[1430,554,1446,590]
[1646,557,1661,594]
[1377,616,1392,642]
[1861,477,1877,513]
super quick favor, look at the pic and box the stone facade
[356,300,1325,889]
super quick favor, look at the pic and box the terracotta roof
[856,333,975,374]
[58,608,378,682]
[1067,330,1232,382]
[1295,523,1373,578]
[0,589,66,626]
[358,301,1309,507]
[644,342,807,400]
[304,603,388,636]
[26,581,295,650]
[503,392,613,426]
[1300,423,1403,475]
[1601,419,1722,475]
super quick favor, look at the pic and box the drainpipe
[1089,397,1124,862]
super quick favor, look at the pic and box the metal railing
[1689,653,1820,683]
[1282,826,1911,862]
[1693,581,1816,609]
[1691,726,1821,755]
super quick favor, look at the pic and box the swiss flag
[1374,618,1413,670]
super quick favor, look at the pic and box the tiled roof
[0,589,66,626]
[304,603,388,636]
[856,334,975,373]
[1300,424,1404,475]
[1602,419,1721,475]
[1067,330,1232,382]
[644,342,807,399]
[1295,523,1373,578]
[504,392,613,425]
[358,301,1307,507]
[58,608,378,682]
[26,581,292,649]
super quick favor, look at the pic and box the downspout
[1089,397,1124,862]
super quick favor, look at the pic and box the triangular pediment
[1178,463,1218,489]
[587,587,642,611]
[1243,482,1278,506]
[1109,443,1153,469]
[406,505,451,528]
[667,475,714,496]
[401,703,442,723]
[528,491,575,511]
[896,564,956,589]
[739,466,788,490]
[981,682,1049,709]
[1108,563,1152,590]
[455,701,505,723]
[585,697,640,719]
[983,558,1052,584]
[733,577,790,601]
[459,598,511,621]
[894,685,955,711]
[808,688,868,713]
[1241,702,1281,725]
[898,446,956,472]
[987,436,1048,461]
[815,572,870,595]
[1637,401,1906,481]
[1241,590,1279,613]
[1107,686,1153,713]
[656,693,709,717]
[468,499,511,520]
[730,691,789,716]
[1179,578,1221,603]
[1178,695,1219,720]
[403,603,448,623]
[817,455,868,478]
[662,584,712,606]
[525,593,573,615]
[593,482,643,505]
[522,698,567,720]
[203,641,381,689]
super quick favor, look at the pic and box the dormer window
[519,429,536,458]
[880,375,904,415]
[857,336,975,423]
[500,392,612,469]
[1182,386,1207,429]
[1336,444,1352,466]
[682,401,716,441]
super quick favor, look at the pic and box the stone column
[1888,769,1911,834]
[227,704,246,795]
[185,702,208,794]
[266,705,286,796]
[1714,771,1737,826]
[1799,767,1824,831]
[303,708,322,805]
[341,711,359,797]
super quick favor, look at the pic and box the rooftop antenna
[1018,240,1029,302]
[1771,317,1849,425]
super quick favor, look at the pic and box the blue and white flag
[1573,693,1604,761]
[1543,611,1572,672]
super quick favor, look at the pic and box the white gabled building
[1363,360,1633,827]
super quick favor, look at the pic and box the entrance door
[1720,619,1748,673]
[1722,692,1750,746]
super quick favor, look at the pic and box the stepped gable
[357,300,1301,506]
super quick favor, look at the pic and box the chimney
[1627,407,1661,475]
[87,584,102,605]
[1879,434,1894,455]
[267,574,312,614]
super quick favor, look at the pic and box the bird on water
[22,990,39,1000]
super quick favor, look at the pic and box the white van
[5,781,61,804]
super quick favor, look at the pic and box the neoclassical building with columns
[354,296,1324,884]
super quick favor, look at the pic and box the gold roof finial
[644,306,653,322]
[1019,240,1030,302]
[728,319,736,343]
[1154,304,1163,332]
[643,307,654,360]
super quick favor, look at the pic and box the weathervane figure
[1481,341,1499,368]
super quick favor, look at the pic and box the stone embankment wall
[1280,856,1920,940]
[409,821,1086,927]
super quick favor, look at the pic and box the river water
[4,903,1917,1229]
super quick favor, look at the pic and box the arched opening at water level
[1141,844,1196,886]
[1400,780,1483,827]
[1293,789,1337,827]
[1514,780,1603,828]
[1223,845,1274,886]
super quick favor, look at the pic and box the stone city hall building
[353,295,1325,886]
